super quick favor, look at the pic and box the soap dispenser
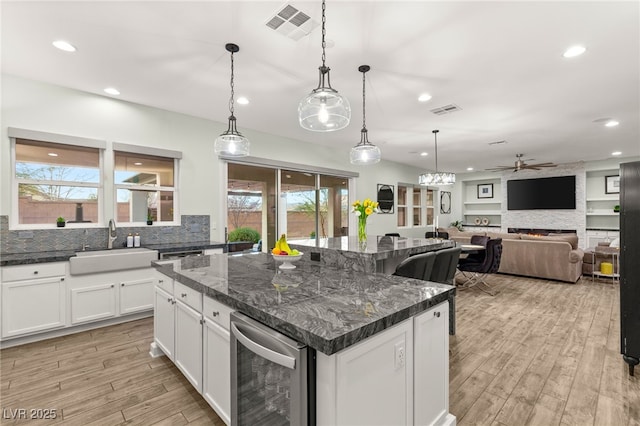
[134,233,141,247]
[126,233,134,248]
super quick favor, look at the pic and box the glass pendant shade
[299,78,351,132]
[418,171,456,185]
[214,43,249,157]
[214,117,249,157]
[350,138,381,165]
[419,129,455,185]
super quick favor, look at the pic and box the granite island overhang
[153,252,455,356]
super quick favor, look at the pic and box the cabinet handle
[33,271,38,275]
[181,293,187,298]
[111,284,114,288]
[121,283,125,287]
[159,279,164,283]
[167,297,172,303]
[434,311,441,318]
[200,319,204,325]
[212,311,220,317]
[60,278,65,281]
[171,299,176,305]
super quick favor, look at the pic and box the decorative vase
[358,217,367,245]
[147,220,153,225]
[56,222,65,228]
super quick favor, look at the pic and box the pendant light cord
[433,129,439,173]
[229,50,235,117]
[321,0,326,69]
[361,70,367,131]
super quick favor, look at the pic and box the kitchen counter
[289,235,456,273]
[153,252,454,355]
[0,240,227,266]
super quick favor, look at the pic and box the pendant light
[418,130,456,185]
[214,43,249,157]
[298,0,351,132]
[350,65,381,165]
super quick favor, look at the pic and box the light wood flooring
[0,274,638,425]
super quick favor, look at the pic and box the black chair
[425,231,449,239]
[394,252,436,281]
[459,235,490,264]
[385,232,401,237]
[430,247,462,285]
[458,238,503,296]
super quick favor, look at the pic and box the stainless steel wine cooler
[230,312,315,426]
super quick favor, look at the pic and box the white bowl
[272,252,303,269]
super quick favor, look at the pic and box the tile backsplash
[0,215,210,254]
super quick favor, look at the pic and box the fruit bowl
[272,252,303,269]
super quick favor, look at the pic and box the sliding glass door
[227,163,350,250]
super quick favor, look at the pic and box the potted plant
[146,213,153,225]
[450,220,464,231]
[56,216,66,227]
[614,205,620,213]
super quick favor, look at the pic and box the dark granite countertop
[154,252,454,356]
[0,241,227,266]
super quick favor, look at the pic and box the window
[114,151,177,224]
[397,184,435,229]
[14,139,101,225]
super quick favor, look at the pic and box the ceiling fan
[486,154,557,172]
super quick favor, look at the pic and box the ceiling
[2,1,639,173]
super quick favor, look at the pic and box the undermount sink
[69,248,158,275]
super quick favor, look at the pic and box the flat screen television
[507,175,576,210]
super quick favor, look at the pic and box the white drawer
[156,276,173,293]
[203,295,234,331]
[174,281,202,312]
[2,262,67,282]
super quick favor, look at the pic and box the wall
[1,75,432,246]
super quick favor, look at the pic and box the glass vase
[358,217,367,245]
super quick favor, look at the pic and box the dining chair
[457,238,503,296]
[385,232,401,237]
[459,235,490,265]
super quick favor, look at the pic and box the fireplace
[508,228,576,236]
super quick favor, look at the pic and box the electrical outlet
[394,342,405,369]
[310,252,321,262]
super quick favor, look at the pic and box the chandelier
[350,65,381,165]
[214,43,250,157]
[298,0,350,132]
[418,130,455,185]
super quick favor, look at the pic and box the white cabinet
[414,303,450,425]
[2,276,66,338]
[203,296,233,425]
[1,262,67,338]
[317,319,414,426]
[586,229,620,248]
[70,282,117,324]
[175,299,203,393]
[316,301,454,426]
[120,277,155,314]
[154,286,175,360]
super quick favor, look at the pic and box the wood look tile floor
[1,274,638,425]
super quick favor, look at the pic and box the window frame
[9,128,106,230]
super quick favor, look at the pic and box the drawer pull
[434,311,441,318]
[159,279,164,283]
[171,299,176,305]
[111,284,114,288]
[167,297,172,303]
[33,271,38,275]
[121,283,125,287]
[212,311,220,317]
[181,293,187,298]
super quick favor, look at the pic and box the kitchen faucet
[108,219,117,249]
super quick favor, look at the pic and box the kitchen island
[152,252,456,426]
[288,235,455,274]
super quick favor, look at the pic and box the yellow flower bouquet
[352,198,379,243]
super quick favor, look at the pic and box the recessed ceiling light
[237,97,249,105]
[52,40,76,52]
[466,167,474,171]
[612,151,622,156]
[104,87,120,95]
[47,152,58,157]
[418,93,432,102]
[420,152,428,157]
[563,45,586,58]
[605,120,619,127]
[134,162,143,166]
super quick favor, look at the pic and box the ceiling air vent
[430,104,462,115]
[266,4,318,41]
